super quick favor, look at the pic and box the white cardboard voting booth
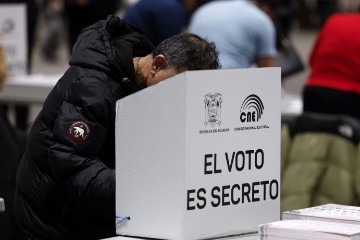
[115,68,281,239]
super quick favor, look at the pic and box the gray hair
[151,33,220,72]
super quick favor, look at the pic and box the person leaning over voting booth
[13,16,220,240]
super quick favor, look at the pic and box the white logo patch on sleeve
[69,121,90,142]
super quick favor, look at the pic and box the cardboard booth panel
[115,68,281,239]
[0,4,27,75]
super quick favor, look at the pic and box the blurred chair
[281,112,360,213]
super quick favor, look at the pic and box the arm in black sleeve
[49,76,116,218]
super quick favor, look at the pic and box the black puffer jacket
[14,16,154,240]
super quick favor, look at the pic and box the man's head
[136,32,220,86]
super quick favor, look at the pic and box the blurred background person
[64,0,122,53]
[188,0,277,69]
[272,0,299,38]
[41,0,64,62]
[338,0,360,12]
[297,0,339,29]
[123,0,212,45]
[302,12,360,120]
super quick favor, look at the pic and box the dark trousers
[303,86,360,120]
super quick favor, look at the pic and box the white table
[0,74,303,117]
[102,233,259,240]
[0,74,61,104]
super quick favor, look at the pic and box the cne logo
[204,93,222,128]
[240,94,264,123]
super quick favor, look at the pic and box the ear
[150,54,166,75]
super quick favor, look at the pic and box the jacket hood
[69,16,155,83]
